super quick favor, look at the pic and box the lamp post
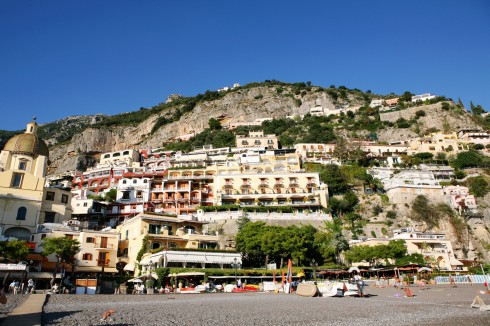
[310,258,318,283]
[233,257,238,284]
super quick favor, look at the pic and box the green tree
[0,240,29,263]
[41,236,80,286]
[104,189,117,202]
[468,176,489,198]
[315,219,348,264]
[451,150,484,169]
[208,118,222,130]
[306,163,349,195]
[237,211,251,231]
[400,91,413,102]
[470,101,485,116]
[236,222,267,267]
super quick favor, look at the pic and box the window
[61,194,69,204]
[82,253,93,261]
[98,252,108,266]
[125,230,129,240]
[133,179,138,184]
[41,234,47,240]
[18,161,27,170]
[11,173,23,188]
[44,212,55,223]
[103,154,110,159]
[122,191,130,200]
[45,192,55,201]
[152,242,161,250]
[113,152,121,157]
[123,151,130,155]
[16,207,27,220]
[122,180,127,184]
[83,202,88,207]
[86,237,95,243]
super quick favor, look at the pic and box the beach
[40,284,490,326]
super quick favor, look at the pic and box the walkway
[2,293,46,326]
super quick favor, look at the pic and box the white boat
[316,281,358,297]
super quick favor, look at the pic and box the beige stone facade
[236,131,278,149]
[116,212,219,272]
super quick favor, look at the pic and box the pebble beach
[41,284,490,326]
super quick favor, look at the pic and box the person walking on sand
[449,275,457,287]
[27,278,34,294]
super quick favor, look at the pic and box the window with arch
[132,179,138,184]
[18,160,27,170]
[183,225,196,234]
[16,207,27,220]
[168,242,177,248]
[152,242,161,250]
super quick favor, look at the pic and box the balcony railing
[95,243,114,249]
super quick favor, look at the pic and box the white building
[412,93,436,102]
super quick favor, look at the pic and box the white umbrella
[348,267,360,273]
[417,267,432,273]
[127,278,143,283]
[140,272,158,280]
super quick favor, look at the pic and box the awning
[27,272,63,279]
[124,263,135,271]
[450,258,463,266]
[169,272,205,277]
[75,266,118,273]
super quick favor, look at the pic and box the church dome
[3,121,49,158]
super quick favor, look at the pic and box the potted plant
[146,280,155,294]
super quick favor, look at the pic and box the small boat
[317,281,358,297]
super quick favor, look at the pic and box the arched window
[183,225,196,234]
[16,207,27,220]
[152,242,161,250]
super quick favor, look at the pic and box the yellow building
[236,131,279,149]
[31,222,119,274]
[0,121,49,240]
[116,212,220,273]
[408,132,470,156]
[213,171,329,210]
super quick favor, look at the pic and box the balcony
[97,260,110,267]
[223,184,234,189]
[95,242,115,249]
[306,182,317,188]
[258,184,269,188]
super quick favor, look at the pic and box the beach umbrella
[348,266,360,274]
[417,267,432,273]
[287,259,293,283]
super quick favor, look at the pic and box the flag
[287,259,293,283]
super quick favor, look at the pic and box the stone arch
[4,227,30,241]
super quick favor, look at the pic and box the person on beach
[449,275,456,287]
[356,276,365,297]
[27,278,34,293]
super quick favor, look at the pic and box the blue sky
[1,0,489,131]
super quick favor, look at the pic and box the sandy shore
[42,284,490,326]
[0,294,29,324]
